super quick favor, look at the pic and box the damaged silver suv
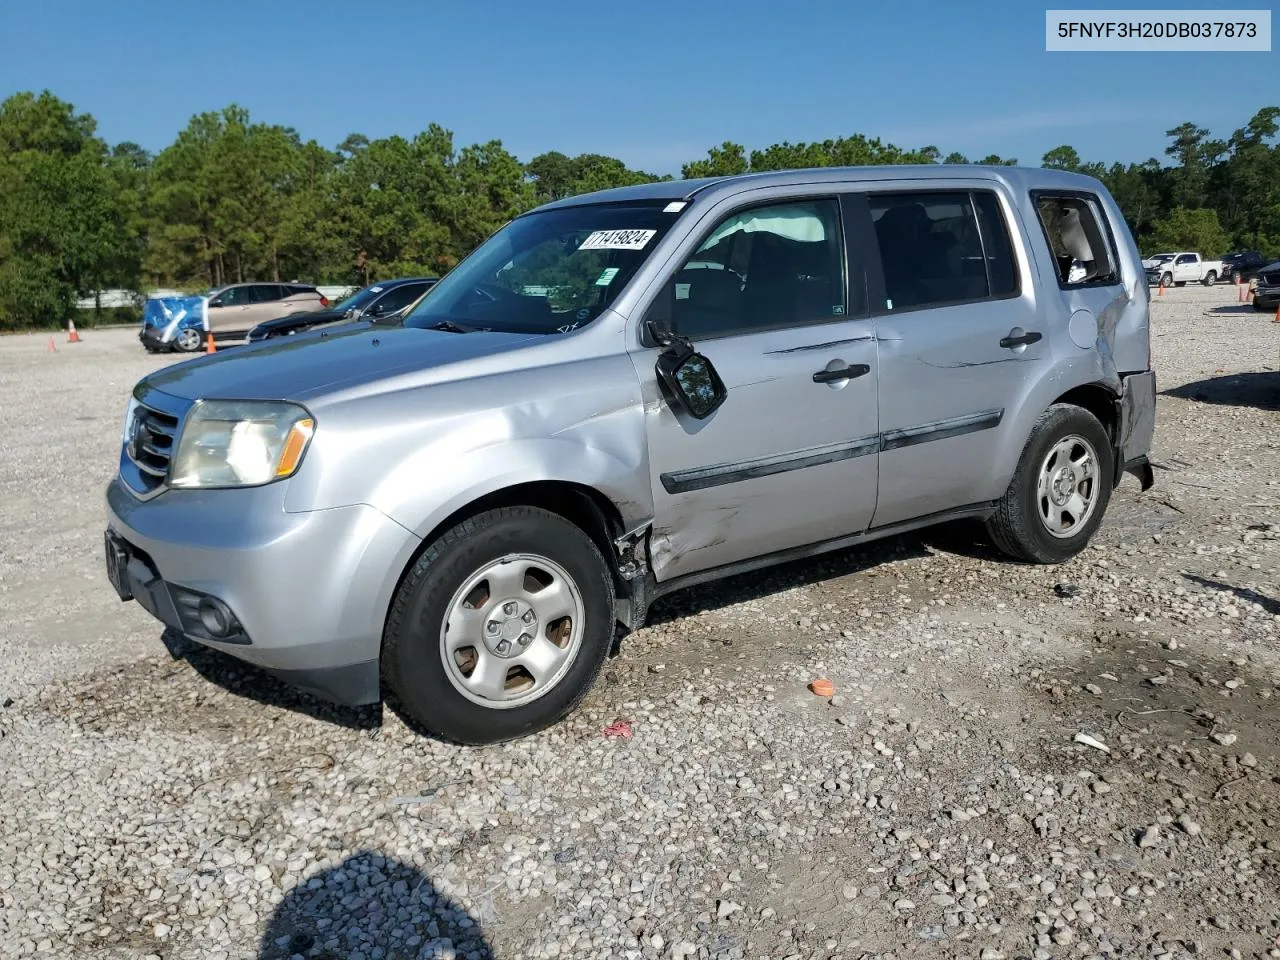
[104,166,1156,744]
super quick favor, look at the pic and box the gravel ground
[1,287,1278,960]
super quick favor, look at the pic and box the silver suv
[104,166,1157,744]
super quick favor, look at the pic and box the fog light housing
[197,597,234,637]
[170,586,249,644]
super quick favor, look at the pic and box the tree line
[0,90,1276,329]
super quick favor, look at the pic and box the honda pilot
[104,166,1157,745]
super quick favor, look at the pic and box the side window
[369,284,425,316]
[1176,254,1196,265]
[1034,194,1119,287]
[870,191,1002,310]
[671,198,846,339]
[216,286,248,306]
[249,284,284,303]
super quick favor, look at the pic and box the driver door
[629,194,881,582]
[207,285,252,333]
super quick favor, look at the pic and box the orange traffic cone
[1157,280,1165,296]
[67,319,82,343]
[47,336,56,353]
[1273,306,1280,324]
[205,330,216,354]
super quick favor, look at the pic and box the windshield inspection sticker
[578,229,656,251]
[370,286,383,293]
[663,201,688,213]
[595,267,621,286]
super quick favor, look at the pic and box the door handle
[999,331,1042,349]
[812,363,870,383]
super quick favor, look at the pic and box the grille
[126,403,180,493]
[1260,270,1280,288]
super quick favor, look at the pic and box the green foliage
[1,91,1278,331]
[1147,207,1231,258]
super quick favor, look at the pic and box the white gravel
[1,287,1278,960]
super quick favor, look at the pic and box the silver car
[104,166,1157,744]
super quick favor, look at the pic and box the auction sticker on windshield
[579,229,657,251]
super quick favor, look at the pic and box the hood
[142,324,545,402]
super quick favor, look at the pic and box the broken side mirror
[655,341,727,420]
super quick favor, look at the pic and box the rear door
[236,284,287,331]
[861,185,1039,528]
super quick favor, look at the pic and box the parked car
[104,166,1156,744]
[210,282,329,338]
[1253,262,1280,312]
[1221,250,1271,284]
[246,277,438,342]
[1141,251,1222,287]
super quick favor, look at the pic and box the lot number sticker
[579,229,656,251]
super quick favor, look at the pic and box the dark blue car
[246,277,438,342]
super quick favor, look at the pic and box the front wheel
[382,506,615,745]
[174,327,204,352]
[1161,271,1173,288]
[986,404,1114,564]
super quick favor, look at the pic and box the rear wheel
[986,404,1114,564]
[1202,271,1217,286]
[382,506,615,745]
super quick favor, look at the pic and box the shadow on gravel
[1183,573,1280,616]
[1205,303,1267,315]
[644,527,991,625]
[1162,371,1280,412]
[161,629,381,731]
[259,851,493,959]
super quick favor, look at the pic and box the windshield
[332,285,386,315]
[403,200,683,334]
[1148,254,1174,262]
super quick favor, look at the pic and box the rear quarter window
[1032,193,1120,288]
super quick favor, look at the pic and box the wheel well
[383,481,632,642]
[1052,384,1118,441]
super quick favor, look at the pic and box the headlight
[170,400,315,489]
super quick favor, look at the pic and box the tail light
[319,296,329,307]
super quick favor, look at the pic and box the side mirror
[655,341,727,420]
[208,298,223,308]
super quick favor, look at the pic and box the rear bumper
[1115,370,1156,491]
[104,477,422,705]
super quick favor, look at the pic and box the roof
[527,165,1108,214]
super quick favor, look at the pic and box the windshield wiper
[425,320,473,334]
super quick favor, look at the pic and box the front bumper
[105,476,421,705]
[1255,290,1280,310]
[139,326,173,349]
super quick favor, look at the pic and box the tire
[1161,272,1173,288]
[174,327,204,353]
[1256,301,1270,312]
[986,404,1114,564]
[382,506,615,745]
[1202,271,1217,286]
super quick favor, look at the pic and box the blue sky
[2,0,1275,172]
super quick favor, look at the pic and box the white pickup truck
[1142,251,1223,287]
